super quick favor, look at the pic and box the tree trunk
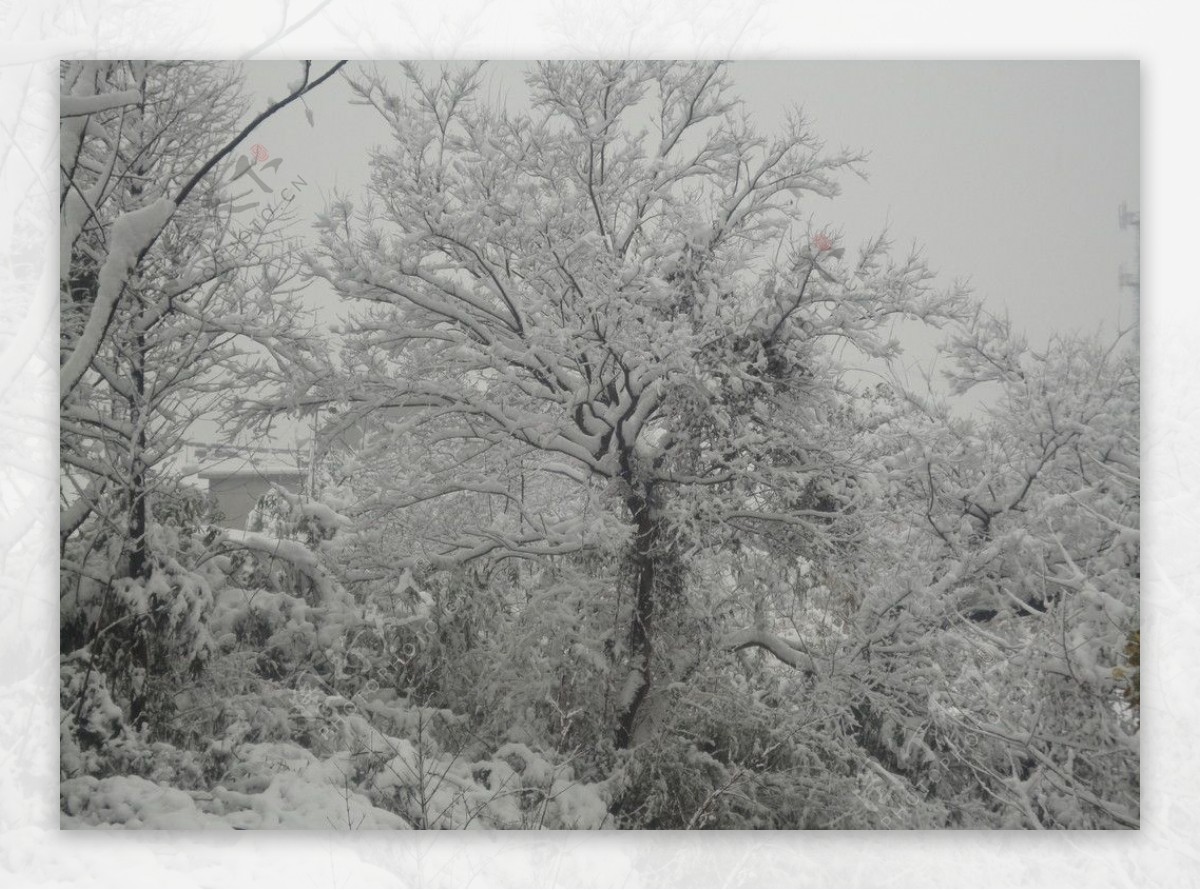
[615,489,658,748]
[127,330,149,580]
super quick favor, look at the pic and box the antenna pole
[1119,202,1141,327]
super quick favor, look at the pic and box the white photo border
[3,1,1192,885]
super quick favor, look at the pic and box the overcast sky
[226,60,1138,433]
[240,59,1137,321]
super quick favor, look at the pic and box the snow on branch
[721,627,819,674]
[60,90,143,117]
[222,530,350,607]
[59,198,176,402]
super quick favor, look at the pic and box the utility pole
[1119,202,1140,328]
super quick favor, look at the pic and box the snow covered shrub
[61,554,216,736]
[356,707,612,829]
[60,653,131,778]
[431,564,619,757]
[248,484,349,547]
[60,652,211,791]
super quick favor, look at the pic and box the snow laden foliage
[61,61,1138,829]
[60,60,345,580]
[62,485,611,829]
[905,319,1139,828]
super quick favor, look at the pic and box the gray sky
[240,60,1138,325]
[229,60,1137,426]
[733,62,1140,338]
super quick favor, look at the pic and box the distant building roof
[196,457,305,480]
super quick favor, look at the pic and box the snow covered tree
[792,316,1141,828]
[60,60,344,578]
[919,317,1140,827]
[60,60,344,736]
[287,61,970,751]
